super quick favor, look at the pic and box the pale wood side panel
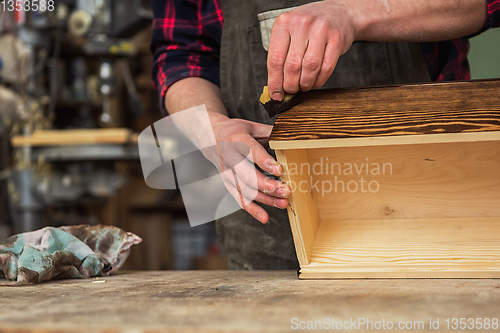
[275,149,320,266]
[305,140,500,221]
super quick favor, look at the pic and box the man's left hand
[266,1,356,101]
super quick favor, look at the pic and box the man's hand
[208,112,290,224]
[267,0,487,100]
[165,77,290,224]
[267,1,356,101]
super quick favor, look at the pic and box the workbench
[1,271,500,332]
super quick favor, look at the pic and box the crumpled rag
[0,224,142,285]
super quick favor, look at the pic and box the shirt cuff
[470,0,500,37]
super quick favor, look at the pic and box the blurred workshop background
[0,1,498,271]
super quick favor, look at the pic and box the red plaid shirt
[151,0,500,115]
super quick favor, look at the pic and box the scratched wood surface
[270,79,500,144]
[1,271,500,333]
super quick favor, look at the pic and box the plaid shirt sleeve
[481,0,500,32]
[150,0,223,115]
[421,0,500,82]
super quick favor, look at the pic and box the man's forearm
[165,77,228,119]
[353,0,487,42]
[164,77,231,148]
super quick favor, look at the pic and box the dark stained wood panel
[270,79,500,142]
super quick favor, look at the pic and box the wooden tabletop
[1,271,499,332]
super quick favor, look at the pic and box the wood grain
[270,79,500,146]
[275,149,320,266]
[2,271,500,332]
[306,140,500,221]
[300,217,500,279]
[270,79,500,279]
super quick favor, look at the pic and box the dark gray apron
[216,0,431,270]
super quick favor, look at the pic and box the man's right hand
[208,112,290,224]
[165,77,290,224]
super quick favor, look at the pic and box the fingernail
[272,93,283,101]
[274,198,287,209]
[277,188,287,198]
[270,161,282,175]
[257,214,266,224]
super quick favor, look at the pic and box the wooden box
[269,79,500,279]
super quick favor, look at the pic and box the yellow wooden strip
[11,128,133,146]
[299,268,500,279]
[269,130,500,150]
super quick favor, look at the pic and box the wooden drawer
[269,79,500,279]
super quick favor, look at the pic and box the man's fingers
[233,173,288,209]
[250,122,273,139]
[225,182,269,224]
[237,160,290,198]
[229,157,289,196]
[312,41,341,89]
[244,137,282,177]
[257,173,290,199]
[226,176,288,225]
[218,139,290,198]
[251,187,288,209]
[245,201,269,224]
[251,123,271,149]
[300,39,326,91]
[224,179,288,224]
[283,34,308,94]
[246,120,283,177]
[267,14,291,101]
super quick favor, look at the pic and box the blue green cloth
[0,225,141,285]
